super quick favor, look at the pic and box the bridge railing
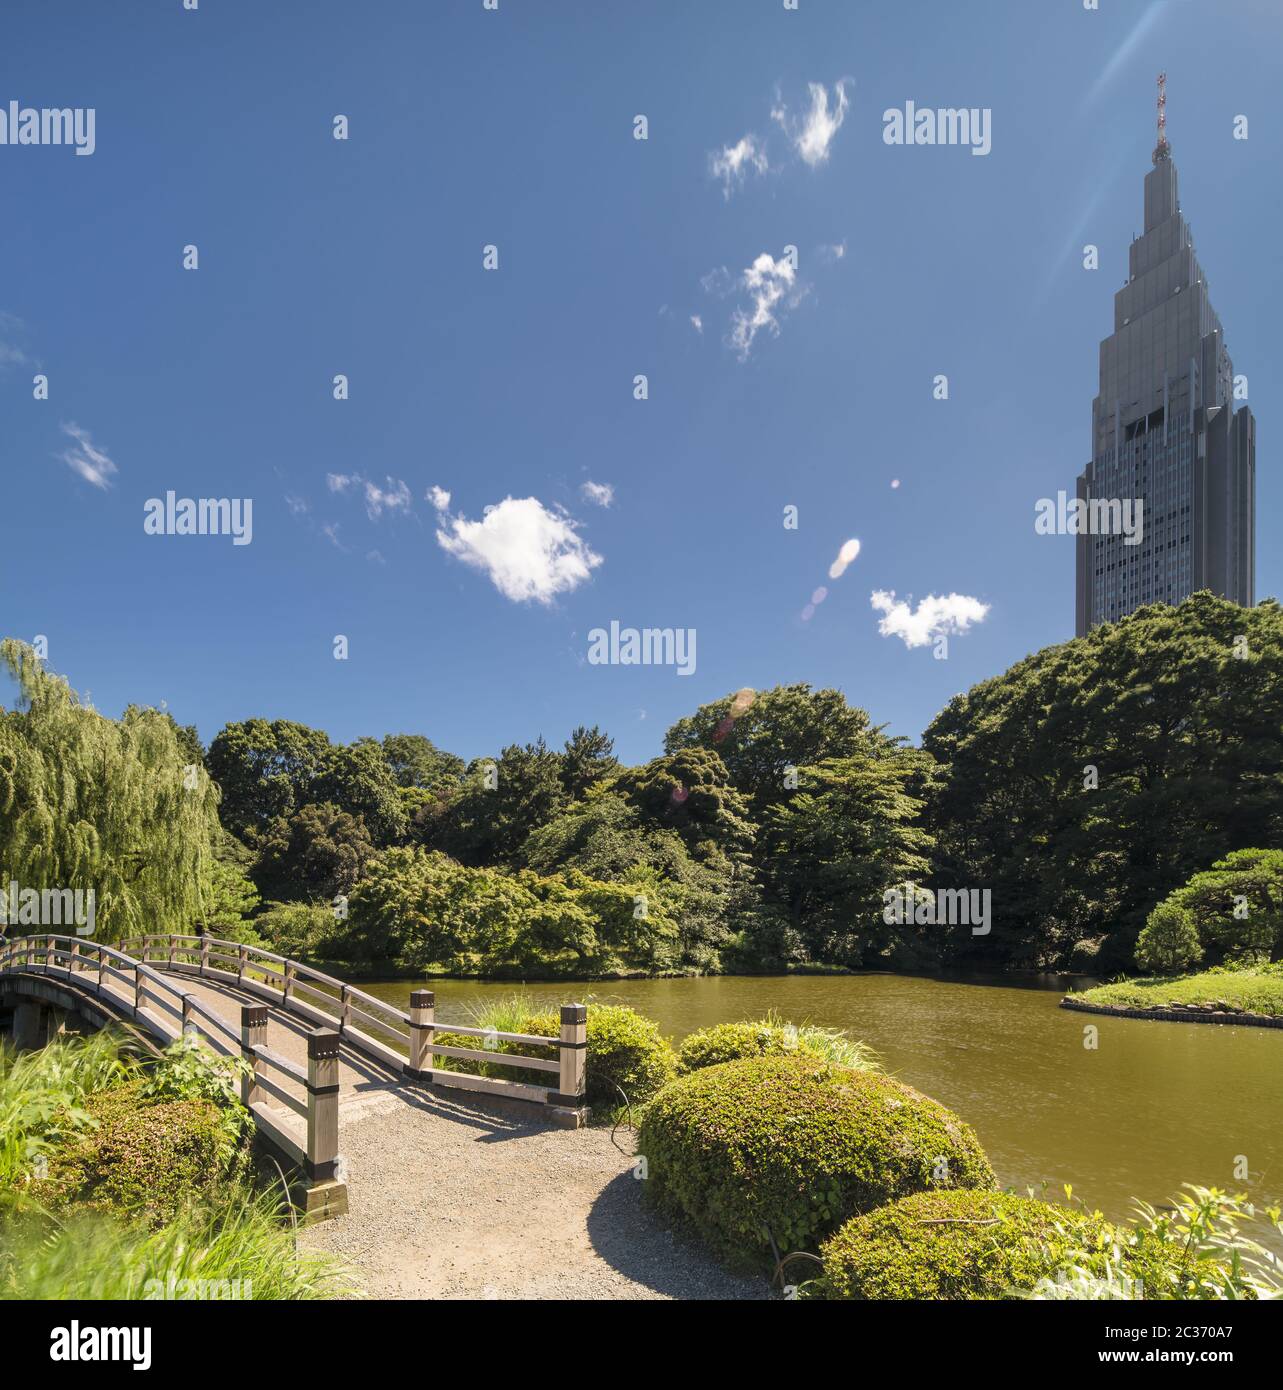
[118,932,588,1119]
[0,933,342,1188]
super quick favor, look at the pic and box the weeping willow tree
[0,640,221,942]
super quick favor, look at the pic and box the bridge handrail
[0,933,342,1191]
[117,932,590,1115]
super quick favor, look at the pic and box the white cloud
[59,422,117,489]
[580,480,614,508]
[327,472,356,493]
[709,134,769,197]
[435,496,602,605]
[285,493,309,516]
[772,80,849,167]
[690,314,703,334]
[427,485,451,512]
[728,251,806,361]
[818,241,847,263]
[870,590,990,648]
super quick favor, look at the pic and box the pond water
[354,969,1282,1230]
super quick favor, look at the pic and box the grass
[1069,963,1283,1017]
[0,1182,352,1300]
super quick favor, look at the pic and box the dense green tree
[521,791,745,969]
[207,722,405,846]
[754,752,933,968]
[663,684,886,818]
[380,733,465,794]
[205,719,333,839]
[560,725,618,799]
[1135,901,1203,975]
[252,802,378,904]
[1149,848,1283,965]
[616,747,755,858]
[923,593,1283,969]
[345,846,680,976]
[417,739,566,866]
[0,640,221,942]
[312,739,406,845]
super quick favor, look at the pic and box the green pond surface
[354,970,1282,1230]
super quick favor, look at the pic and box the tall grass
[0,1032,136,1185]
[0,1183,353,1301]
[464,992,545,1035]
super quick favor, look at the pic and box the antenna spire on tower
[1153,71,1170,163]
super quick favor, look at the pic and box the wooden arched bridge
[0,933,588,1222]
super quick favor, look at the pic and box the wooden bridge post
[133,962,144,1014]
[68,939,79,975]
[550,1004,588,1124]
[200,933,210,977]
[284,961,296,1003]
[300,1028,347,1222]
[168,936,177,970]
[408,990,435,1080]
[240,1004,268,1107]
[238,943,248,986]
[45,934,54,974]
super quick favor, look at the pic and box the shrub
[676,1015,878,1075]
[637,1054,995,1269]
[38,1081,248,1225]
[0,1032,136,1187]
[525,1004,677,1108]
[1135,900,1203,974]
[817,1190,1115,1299]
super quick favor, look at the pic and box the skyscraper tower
[1075,75,1255,636]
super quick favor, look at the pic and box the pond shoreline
[1060,996,1283,1029]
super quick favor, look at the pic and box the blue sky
[2,0,1279,765]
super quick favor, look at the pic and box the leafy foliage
[1135,900,1203,974]
[0,641,222,943]
[818,1190,1117,1300]
[676,1015,879,1074]
[637,1054,995,1270]
[922,594,1283,969]
[346,846,681,975]
[253,801,377,903]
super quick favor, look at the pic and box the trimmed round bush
[637,1054,995,1269]
[525,1004,677,1107]
[817,1190,1113,1299]
[676,1021,798,1073]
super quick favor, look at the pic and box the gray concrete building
[1075,104,1255,636]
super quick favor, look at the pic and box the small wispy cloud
[427,485,451,512]
[321,522,345,551]
[772,80,850,167]
[727,251,807,361]
[580,480,614,508]
[434,494,603,605]
[327,471,411,520]
[709,133,769,198]
[870,590,989,648]
[0,310,27,369]
[285,493,310,517]
[690,314,703,334]
[817,241,847,264]
[59,422,117,490]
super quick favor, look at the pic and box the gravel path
[118,971,767,1300]
[300,1082,769,1300]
